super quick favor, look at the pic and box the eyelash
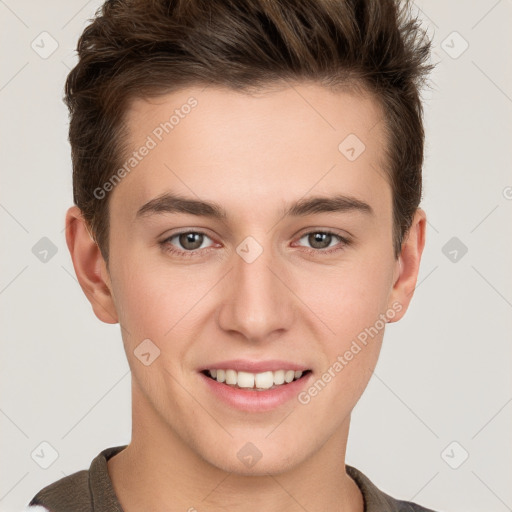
[159,230,351,258]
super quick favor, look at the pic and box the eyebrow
[135,191,374,220]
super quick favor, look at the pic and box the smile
[203,369,311,391]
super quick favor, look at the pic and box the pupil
[310,232,330,249]
[181,232,202,250]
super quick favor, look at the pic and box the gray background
[1,1,511,511]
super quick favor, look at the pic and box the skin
[66,82,426,512]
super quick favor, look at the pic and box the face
[72,82,424,475]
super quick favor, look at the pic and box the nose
[216,237,296,343]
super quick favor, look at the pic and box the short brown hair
[65,0,433,266]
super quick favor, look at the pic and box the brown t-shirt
[27,445,438,512]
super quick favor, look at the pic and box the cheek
[298,258,393,337]
[112,248,185,321]
[110,257,221,368]
[294,252,393,392]
[109,257,183,346]
[300,268,390,409]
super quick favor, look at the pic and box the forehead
[111,82,389,223]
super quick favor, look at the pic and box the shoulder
[26,445,127,512]
[346,465,440,512]
[26,469,91,512]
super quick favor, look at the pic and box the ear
[65,205,119,324]
[386,208,427,323]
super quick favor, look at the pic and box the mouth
[200,368,313,391]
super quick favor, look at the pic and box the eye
[160,229,351,258]
[160,231,216,257]
[294,230,350,255]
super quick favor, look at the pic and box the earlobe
[387,208,427,323]
[65,206,119,324]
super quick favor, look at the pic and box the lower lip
[199,372,313,412]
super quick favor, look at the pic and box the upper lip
[199,359,311,373]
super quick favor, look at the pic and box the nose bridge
[217,234,294,341]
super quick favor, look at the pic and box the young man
[28,0,437,510]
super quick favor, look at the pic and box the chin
[214,455,297,477]
[197,439,305,476]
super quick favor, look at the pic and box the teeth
[225,369,237,385]
[284,370,295,383]
[207,368,305,389]
[237,371,255,388]
[255,371,273,388]
[273,370,285,385]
